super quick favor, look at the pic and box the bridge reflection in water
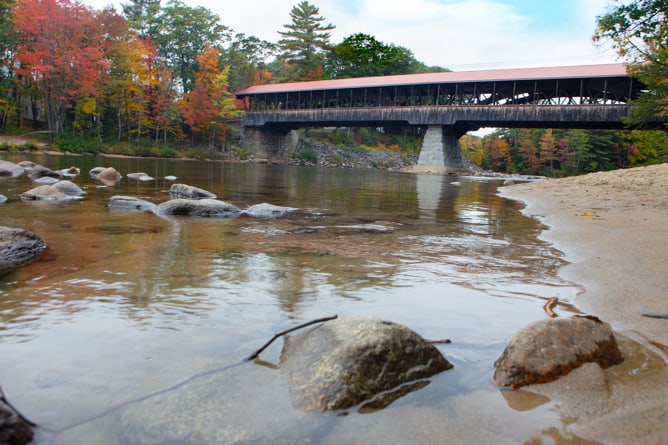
[235,64,644,170]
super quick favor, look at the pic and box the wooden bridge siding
[242,105,632,130]
[244,77,637,111]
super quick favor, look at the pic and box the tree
[0,0,17,129]
[277,1,334,81]
[595,1,668,125]
[12,0,118,135]
[327,33,440,78]
[181,45,241,150]
[121,0,160,38]
[147,0,230,93]
[222,33,277,92]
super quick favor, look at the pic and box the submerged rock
[493,316,624,389]
[0,226,47,272]
[120,364,324,445]
[155,198,240,218]
[108,196,157,212]
[243,203,298,218]
[168,183,216,199]
[280,316,453,411]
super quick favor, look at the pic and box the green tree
[121,0,160,38]
[277,1,335,81]
[147,0,230,93]
[595,0,668,125]
[222,33,277,92]
[326,33,441,78]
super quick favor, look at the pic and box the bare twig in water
[0,384,37,427]
[245,315,338,362]
[426,339,452,344]
[543,297,559,318]
[641,313,668,319]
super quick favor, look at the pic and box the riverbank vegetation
[0,0,666,176]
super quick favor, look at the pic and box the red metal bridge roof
[235,63,629,95]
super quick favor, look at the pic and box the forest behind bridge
[0,0,665,176]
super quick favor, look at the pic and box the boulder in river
[279,316,453,411]
[155,198,240,218]
[28,164,61,181]
[108,196,157,212]
[493,315,624,389]
[52,180,86,197]
[127,172,154,181]
[242,203,299,218]
[168,183,216,199]
[0,226,47,272]
[0,160,25,178]
[20,184,83,202]
[90,166,122,186]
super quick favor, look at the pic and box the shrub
[295,149,318,164]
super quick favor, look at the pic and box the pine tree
[277,1,335,81]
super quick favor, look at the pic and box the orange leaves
[12,0,127,133]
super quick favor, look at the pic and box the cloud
[84,0,620,70]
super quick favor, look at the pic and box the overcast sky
[85,0,621,71]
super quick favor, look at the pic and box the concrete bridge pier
[243,127,299,161]
[417,125,469,171]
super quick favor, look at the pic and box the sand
[498,163,668,444]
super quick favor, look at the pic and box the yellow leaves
[78,96,97,116]
[580,211,594,217]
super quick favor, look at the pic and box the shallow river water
[0,154,586,444]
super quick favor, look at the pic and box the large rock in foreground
[155,198,240,218]
[0,226,47,272]
[280,316,453,411]
[493,316,624,389]
[1,390,34,445]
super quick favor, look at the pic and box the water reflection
[0,154,585,444]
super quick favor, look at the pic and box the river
[0,153,583,444]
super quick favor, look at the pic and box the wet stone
[155,198,241,218]
[280,316,453,411]
[0,394,34,445]
[108,196,157,212]
[0,226,47,272]
[0,160,25,178]
[242,203,299,218]
[493,315,624,389]
[168,183,216,199]
[20,184,83,201]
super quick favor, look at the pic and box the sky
[85,0,621,71]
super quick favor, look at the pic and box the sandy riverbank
[498,163,668,444]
